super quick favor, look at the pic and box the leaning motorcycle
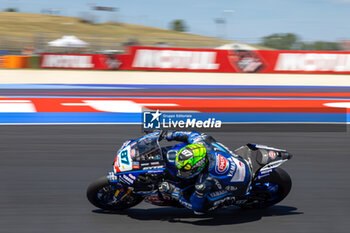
[87,131,292,211]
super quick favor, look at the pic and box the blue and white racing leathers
[166,131,252,212]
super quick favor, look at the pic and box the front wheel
[240,168,292,209]
[86,176,144,211]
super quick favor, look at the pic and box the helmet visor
[177,168,193,178]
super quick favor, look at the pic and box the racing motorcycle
[87,131,292,211]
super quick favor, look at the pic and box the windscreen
[130,132,162,161]
[114,132,164,173]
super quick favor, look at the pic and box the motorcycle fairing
[234,143,292,179]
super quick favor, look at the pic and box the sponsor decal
[252,144,285,151]
[120,174,134,185]
[269,151,277,160]
[209,190,229,198]
[132,162,140,169]
[215,154,229,174]
[42,55,94,68]
[228,49,265,73]
[275,53,350,72]
[140,161,164,170]
[41,53,122,70]
[235,200,247,205]
[143,165,164,170]
[213,179,222,190]
[225,186,238,192]
[145,194,171,205]
[147,169,164,174]
[100,54,121,70]
[178,199,192,209]
[129,174,136,180]
[257,170,272,180]
[132,49,220,70]
[130,149,136,158]
[260,159,288,172]
[227,157,237,177]
[212,196,235,208]
[229,157,246,182]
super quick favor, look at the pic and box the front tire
[87,176,144,211]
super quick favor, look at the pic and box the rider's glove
[158,181,175,193]
[159,131,174,141]
[165,131,174,141]
[158,182,180,199]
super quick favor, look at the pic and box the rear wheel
[87,176,144,211]
[240,168,292,209]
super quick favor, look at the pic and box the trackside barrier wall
[39,47,350,74]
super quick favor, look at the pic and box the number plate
[116,146,133,172]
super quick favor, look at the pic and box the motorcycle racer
[159,131,252,214]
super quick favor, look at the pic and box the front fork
[107,172,134,202]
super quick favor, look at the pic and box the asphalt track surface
[1,125,350,233]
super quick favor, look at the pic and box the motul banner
[259,51,350,73]
[117,46,238,72]
[40,53,121,70]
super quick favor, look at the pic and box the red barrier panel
[41,53,121,70]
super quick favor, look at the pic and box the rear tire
[87,176,144,211]
[241,168,292,209]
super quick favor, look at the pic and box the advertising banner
[40,48,350,74]
[40,53,121,70]
[118,46,270,72]
[118,46,350,74]
[257,51,350,74]
[117,46,237,72]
